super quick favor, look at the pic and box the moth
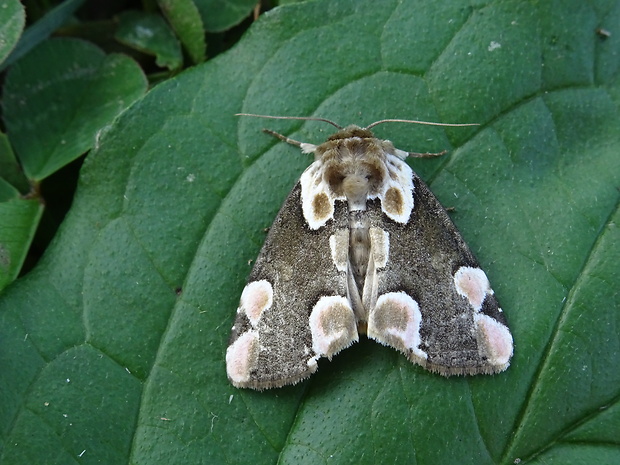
[226,114,513,390]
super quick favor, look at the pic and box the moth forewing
[227,119,513,389]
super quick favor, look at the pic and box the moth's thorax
[315,126,396,209]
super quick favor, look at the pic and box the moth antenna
[236,113,343,129]
[365,119,479,130]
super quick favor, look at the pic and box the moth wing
[366,171,513,375]
[226,182,357,389]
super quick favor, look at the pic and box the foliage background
[0,0,618,464]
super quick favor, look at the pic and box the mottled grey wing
[226,183,353,389]
[368,172,513,375]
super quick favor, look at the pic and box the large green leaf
[1,1,618,464]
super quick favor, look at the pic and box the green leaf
[0,0,25,66]
[195,0,257,32]
[0,0,86,71]
[2,37,148,181]
[0,132,29,194]
[1,1,619,464]
[158,0,207,64]
[0,191,43,292]
[115,10,183,71]
[0,132,40,291]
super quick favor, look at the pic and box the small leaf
[195,0,257,32]
[0,131,41,291]
[0,0,25,66]
[0,191,43,292]
[2,37,147,180]
[0,132,29,194]
[0,0,86,70]
[158,0,207,64]
[115,10,183,71]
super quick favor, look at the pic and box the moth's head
[326,125,373,141]
[317,126,392,202]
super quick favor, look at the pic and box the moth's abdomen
[348,214,371,298]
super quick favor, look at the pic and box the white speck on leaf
[488,41,501,51]
[136,26,154,39]
[210,412,218,432]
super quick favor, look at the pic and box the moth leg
[263,129,317,153]
[393,148,448,159]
